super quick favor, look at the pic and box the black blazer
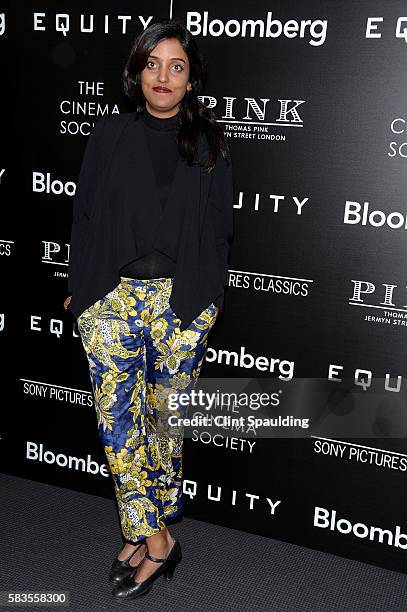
[67,111,234,331]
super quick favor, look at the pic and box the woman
[63,18,234,600]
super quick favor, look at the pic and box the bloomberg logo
[33,172,76,196]
[344,200,407,230]
[187,11,328,46]
[314,506,407,549]
[26,441,109,477]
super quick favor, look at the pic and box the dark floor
[0,473,406,611]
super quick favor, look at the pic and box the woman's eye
[146,61,183,71]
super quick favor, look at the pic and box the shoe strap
[144,551,166,563]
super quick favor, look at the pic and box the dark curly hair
[122,17,230,172]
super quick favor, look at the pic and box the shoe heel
[164,565,175,580]
[163,554,182,581]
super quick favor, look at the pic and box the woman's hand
[63,295,72,311]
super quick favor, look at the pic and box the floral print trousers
[77,276,218,543]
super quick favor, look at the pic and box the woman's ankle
[117,540,145,561]
[145,529,174,556]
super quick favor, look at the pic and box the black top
[140,106,180,208]
[119,107,180,279]
[67,111,234,331]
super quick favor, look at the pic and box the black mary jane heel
[108,541,147,584]
[111,539,182,599]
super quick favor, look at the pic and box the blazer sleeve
[67,116,108,295]
[208,151,234,287]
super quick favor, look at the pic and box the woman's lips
[153,87,172,93]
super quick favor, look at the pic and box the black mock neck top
[119,107,181,279]
[140,106,180,207]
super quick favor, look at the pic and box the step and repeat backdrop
[2,1,407,575]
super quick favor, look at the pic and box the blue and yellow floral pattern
[77,276,218,542]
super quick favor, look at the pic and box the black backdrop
[2,1,407,575]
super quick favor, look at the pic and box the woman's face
[140,37,191,117]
